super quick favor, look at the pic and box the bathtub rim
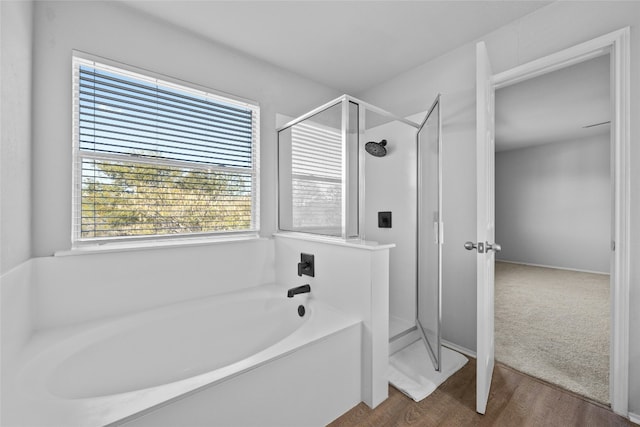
[3,283,361,427]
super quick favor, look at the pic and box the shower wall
[363,120,417,335]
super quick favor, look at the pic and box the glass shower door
[417,94,442,371]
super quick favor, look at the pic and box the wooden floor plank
[328,358,636,427]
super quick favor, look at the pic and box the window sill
[55,233,264,257]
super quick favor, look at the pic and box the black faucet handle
[298,261,308,276]
[297,253,315,277]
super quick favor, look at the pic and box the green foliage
[81,160,252,238]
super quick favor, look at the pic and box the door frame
[486,27,630,415]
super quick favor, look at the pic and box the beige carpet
[494,261,609,404]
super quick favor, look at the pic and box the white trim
[490,27,630,417]
[390,325,417,342]
[610,26,631,418]
[56,234,264,256]
[628,412,640,424]
[442,339,476,359]
[492,29,619,90]
[272,232,395,251]
[389,329,420,356]
[495,259,609,276]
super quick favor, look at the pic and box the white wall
[1,2,35,415]
[0,261,33,367]
[22,1,342,329]
[274,234,390,408]
[495,135,610,273]
[0,261,34,427]
[1,0,33,274]
[31,0,341,256]
[363,120,417,329]
[357,1,640,413]
[33,239,275,330]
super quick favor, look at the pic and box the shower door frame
[416,94,443,372]
[276,94,419,240]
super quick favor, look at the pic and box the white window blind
[72,56,259,242]
[290,122,342,233]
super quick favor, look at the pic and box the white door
[468,41,500,415]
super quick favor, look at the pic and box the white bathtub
[4,284,362,426]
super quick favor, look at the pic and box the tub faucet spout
[287,284,311,298]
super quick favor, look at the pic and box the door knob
[464,241,498,254]
[464,241,484,253]
[486,242,501,253]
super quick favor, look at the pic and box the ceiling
[120,1,551,94]
[495,54,610,152]
[118,1,606,149]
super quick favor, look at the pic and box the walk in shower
[277,94,443,370]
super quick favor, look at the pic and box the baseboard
[441,339,476,359]
[496,259,609,276]
[628,412,640,424]
[389,317,415,340]
[389,328,419,355]
[390,324,416,341]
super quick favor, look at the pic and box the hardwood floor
[328,358,635,427]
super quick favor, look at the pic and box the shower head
[365,139,387,157]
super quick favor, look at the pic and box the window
[72,55,259,244]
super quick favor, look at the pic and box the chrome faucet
[287,284,311,298]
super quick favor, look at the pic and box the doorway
[473,27,630,416]
[493,54,611,404]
